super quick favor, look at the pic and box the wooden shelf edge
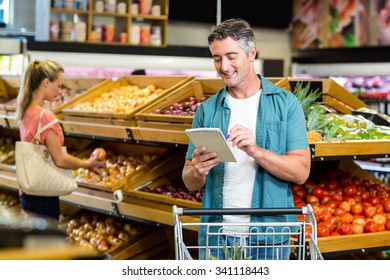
[312,140,390,158]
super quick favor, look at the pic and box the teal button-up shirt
[185,75,309,247]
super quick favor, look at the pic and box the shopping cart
[172,205,323,260]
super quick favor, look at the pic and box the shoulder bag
[15,110,78,196]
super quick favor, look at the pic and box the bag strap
[32,109,59,144]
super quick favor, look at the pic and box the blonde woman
[15,60,105,221]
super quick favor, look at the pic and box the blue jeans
[201,235,290,260]
[20,193,60,221]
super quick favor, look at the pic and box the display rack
[1,77,390,258]
[35,0,169,47]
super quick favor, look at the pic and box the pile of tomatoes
[293,167,390,237]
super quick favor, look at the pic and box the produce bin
[135,78,225,129]
[275,78,369,114]
[123,167,202,212]
[2,78,110,127]
[62,76,194,127]
[72,142,170,192]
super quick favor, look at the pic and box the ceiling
[168,0,293,29]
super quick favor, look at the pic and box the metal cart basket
[172,204,323,260]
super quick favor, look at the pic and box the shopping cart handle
[173,206,310,216]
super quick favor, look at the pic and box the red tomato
[385,219,390,231]
[292,184,304,192]
[375,204,384,214]
[343,183,357,197]
[320,194,331,205]
[331,193,343,201]
[342,197,356,207]
[363,205,377,218]
[297,214,308,222]
[326,200,339,210]
[368,196,380,206]
[317,223,331,237]
[377,224,385,232]
[351,223,364,234]
[295,200,307,207]
[303,180,316,192]
[325,180,339,190]
[333,208,347,217]
[338,201,351,213]
[352,216,366,226]
[340,213,354,224]
[361,191,369,201]
[383,200,390,212]
[340,172,352,185]
[328,215,340,226]
[311,186,325,199]
[351,203,363,215]
[321,221,335,233]
[352,176,362,186]
[364,221,378,233]
[372,213,387,225]
[338,222,353,235]
[294,188,307,199]
[353,195,362,203]
[319,210,333,222]
[306,195,320,206]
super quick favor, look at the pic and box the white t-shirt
[223,90,261,233]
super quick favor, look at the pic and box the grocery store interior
[1,0,390,260]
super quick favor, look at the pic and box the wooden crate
[0,77,20,102]
[311,160,390,254]
[73,142,170,192]
[62,76,194,127]
[123,167,202,209]
[274,78,369,114]
[109,227,170,260]
[3,78,110,115]
[135,78,225,127]
[59,207,162,260]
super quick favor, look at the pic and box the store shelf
[310,140,390,161]
[318,231,390,255]
[60,186,199,228]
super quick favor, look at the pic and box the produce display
[43,86,82,109]
[70,84,163,113]
[0,137,15,164]
[140,179,204,202]
[293,165,390,237]
[0,191,19,208]
[294,81,390,142]
[63,210,143,253]
[5,87,83,111]
[151,96,208,116]
[73,147,160,187]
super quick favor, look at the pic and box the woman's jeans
[201,235,290,260]
[20,193,60,221]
